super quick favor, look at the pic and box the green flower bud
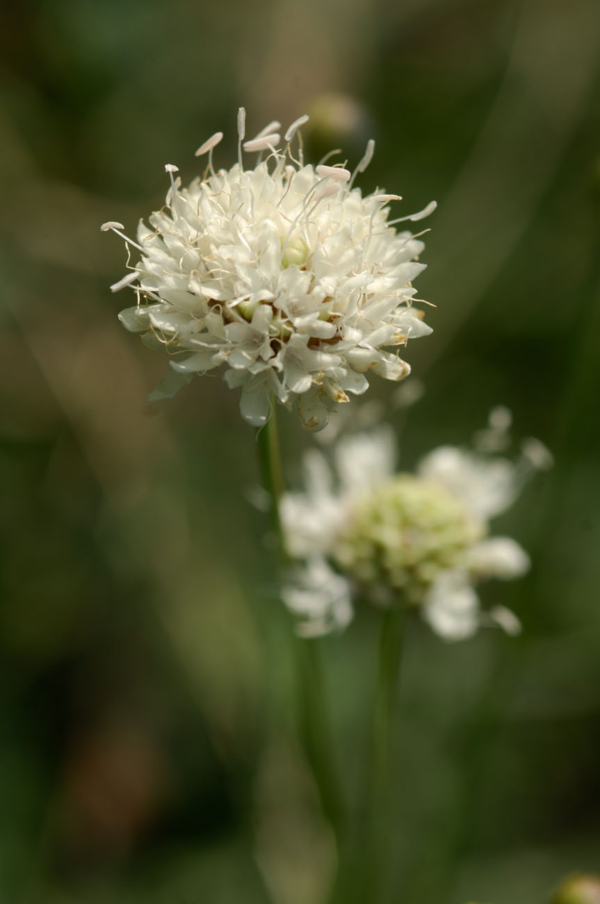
[281,234,309,269]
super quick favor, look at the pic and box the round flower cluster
[103,109,436,430]
[280,410,552,639]
[333,474,483,598]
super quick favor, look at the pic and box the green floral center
[333,474,483,600]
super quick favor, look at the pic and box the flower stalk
[256,403,345,851]
[364,603,407,903]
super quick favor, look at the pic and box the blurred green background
[0,0,599,902]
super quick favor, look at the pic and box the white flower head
[103,110,436,429]
[281,411,551,640]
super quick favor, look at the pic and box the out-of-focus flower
[103,110,435,429]
[280,411,551,639]
[306,92,372,147]
[552,875,600,904]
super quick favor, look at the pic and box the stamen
[349,138,375,189]
[243,134,281,153]
[237,107,246,168]
[280,173,337,261]
[317,148,342,167]
[256,120,282,138]
[277,167,296,207]
[110,272,139,293]
[310,182,340,205]
[370,194,402,204]
[316,164,351,182]
[237,107,246,140]
[284,114,309,143]
[357,138,375,173]
[195,132,224,156]
[165,164,181,214]
[100,222,145,252]
[389,200,437,225]
[409,200,437,221]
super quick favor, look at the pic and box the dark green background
[0,0,598,902]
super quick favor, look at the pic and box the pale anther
[256,120,282,139]
[243,134,281,153]
[409,200,437,221]
[237,107,246,141]
[110,272,139,293]
[195,132,224,156]
[285,114,309,143]
[316,165,351,182]
[101,221,125,231]
[371,194,402,204]
[357,139,375,173]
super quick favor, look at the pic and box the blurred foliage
[0,0,599,903]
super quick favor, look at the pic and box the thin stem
[256,405,286,551]
[296,637,345,848]
[256,403,345,850]
[364,604,407,903]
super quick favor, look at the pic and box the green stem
[295,637,345,848]
[364,604,407,903]
[257,406,286,550]
[256,403,345,849]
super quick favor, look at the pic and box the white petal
[373,352,411,382]
[240,384,271,427]
[422,571,480,641]
[147,370,193,401]
[393,308,433,339]
[418,447,518,521]
[118,306,148,333]
[466,537,530,580]
[334,426,396,497]
[296,389,336,432]
[339,370,369,396]
[281,558,353,636]
[170,351,221,373]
